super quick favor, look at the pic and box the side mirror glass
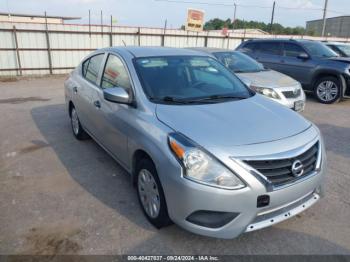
[103,87,130,104]
[297,52,310,60]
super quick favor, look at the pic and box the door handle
[73,86,78,94]
[94,100,101,109]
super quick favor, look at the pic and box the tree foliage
[203,18,307,35]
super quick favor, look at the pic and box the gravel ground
[0,76,350,255]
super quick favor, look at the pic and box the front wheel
[136,158,172,228]
[313,76,341,104]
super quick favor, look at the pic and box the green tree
[203,18,306,35]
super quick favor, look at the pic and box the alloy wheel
[316,80,339,102]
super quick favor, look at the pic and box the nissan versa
[65,47,326,239]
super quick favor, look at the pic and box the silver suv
[65,47,326,239]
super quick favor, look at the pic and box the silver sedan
[65,47,325,239]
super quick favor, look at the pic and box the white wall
[1,21,349,76]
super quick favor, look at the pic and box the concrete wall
[1,21,349,76]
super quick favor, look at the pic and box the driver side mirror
[297,52,310,60]
[103,87,130,104]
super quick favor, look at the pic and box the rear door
[74,53,105,133]
[280,42,315,85]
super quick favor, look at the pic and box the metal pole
[101,10,103,38]
[44,12,53,75]
[110,15,113,46]
[12,26,22,76]
[88,10,91,37]
[321,0,329,37]
[162,19,167,46]
[269,1,276,34]
[232,3,237,30]
[138,27,141,46]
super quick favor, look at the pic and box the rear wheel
[136,158,172,228]
[70,107,89,140]
[313,76,341,104]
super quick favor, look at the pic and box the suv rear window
[240,42,257,52]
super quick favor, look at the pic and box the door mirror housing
[103,87,130,104]
[297,52,310,60]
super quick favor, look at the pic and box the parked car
[237,39,350,104]
[65,47,326,239]
[324,41,350,57]
[190,48,305,112]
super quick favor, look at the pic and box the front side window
[301,41,338,58]
[283,43,305,57]
[82,54,104,84]
[101,54,132,91]
[214,51,265,73]
[134,56,252,104]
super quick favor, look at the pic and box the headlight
[168,133,245,190]
[251,86,281,99]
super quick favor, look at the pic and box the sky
[1,0,349,28]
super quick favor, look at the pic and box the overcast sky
[1,0,349,28]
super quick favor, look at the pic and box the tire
[136,158,172,228]
[313,76,341,104]
[70,106,89,140]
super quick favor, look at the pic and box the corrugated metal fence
[1,21,349,76]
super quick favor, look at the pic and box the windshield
[134,56,252,104]
[335,44,350,56]
[213,51,265,73]
[301,41,338,58]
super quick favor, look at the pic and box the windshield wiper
[189,94,248,102]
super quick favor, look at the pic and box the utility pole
[321,0,329,37]
[269,1,276,34]
[232,2,237,30]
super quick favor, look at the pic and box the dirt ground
[0,76,350,255]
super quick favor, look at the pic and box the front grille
[245,143,318,187]
[283,89,301,98]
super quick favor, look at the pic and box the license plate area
[294,100,304,111]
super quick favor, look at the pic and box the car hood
[156,94,311,148]
[236,70,299,88]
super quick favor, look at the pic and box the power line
[154,0,347,14]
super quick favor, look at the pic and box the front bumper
[269,88,306,112]
[159,127,325,239]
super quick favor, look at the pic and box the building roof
[0,12,81,20]
[307,15,350,23]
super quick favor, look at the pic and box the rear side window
[82,54,104,84]
[283,43,305,57]
[257,42,281,55]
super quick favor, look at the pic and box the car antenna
[122,40,126,46]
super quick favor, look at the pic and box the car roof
[243,38,317,43]
[324,41,350,45]
[104,46,209,58]
[188,47,237,54]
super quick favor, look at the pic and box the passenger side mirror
[103,87,130,104]
[297,52,310,60]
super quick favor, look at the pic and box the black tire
[70,106,89,140]
[313,76,341,104]
[136,158,172,228]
